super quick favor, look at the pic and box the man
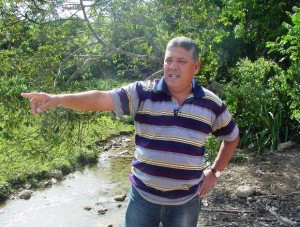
[22,37,239,227]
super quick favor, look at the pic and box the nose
[169,61,178,70]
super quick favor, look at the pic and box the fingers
[198,183,209,197]
[29,97,40,115]
[21,92,50,115]
[198,170,218,197]
[21,92,45,100]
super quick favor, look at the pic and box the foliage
[223,58,291,154]
[205,134,221,165]
[1,0,300,199]
[0,77,134,200]
[221,0,300,58]
[267,6,300,131]
[267,7,300,62]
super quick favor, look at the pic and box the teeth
[170,74,179,78]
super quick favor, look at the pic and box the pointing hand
[21,92,59,115]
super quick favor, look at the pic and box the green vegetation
[1,0,299,200]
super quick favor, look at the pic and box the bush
[223,58,289,155]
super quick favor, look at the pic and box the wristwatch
[211,168,221,178]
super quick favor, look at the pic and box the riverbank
[1,135,299,227]
[0,135,133,227]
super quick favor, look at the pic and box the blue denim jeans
[124,186,201,227]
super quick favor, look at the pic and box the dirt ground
[197,144,300,227]
[102,136,300,227]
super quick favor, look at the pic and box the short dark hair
[166,37,199,62]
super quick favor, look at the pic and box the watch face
[212,168,221,177]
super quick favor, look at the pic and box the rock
[66,174,75,180]
[254,169,264,177]
[23,183,31,189]
[83,206,92,211]
[50,170,64,180]
[114,194,127,202]
[236,185,256,198]
[95,207,108,214]
[277,141,295,151]
[50,178,58,184]
[41,180,51,188]
[202,197,209,207]
[19,189,32,200]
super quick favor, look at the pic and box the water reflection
[0,137,133,227]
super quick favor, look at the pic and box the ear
[194,61,201,73]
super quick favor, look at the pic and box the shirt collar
[156,77,205,98]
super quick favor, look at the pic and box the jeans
[124,186,201,227]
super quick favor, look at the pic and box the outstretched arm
[198,134,240,197]
[21,90,114,115]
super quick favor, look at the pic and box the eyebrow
[165,56,187,61]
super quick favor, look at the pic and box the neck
[169,86,192,105]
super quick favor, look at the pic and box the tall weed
[223,58,289,155]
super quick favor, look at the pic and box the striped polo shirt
[109,78,239,205]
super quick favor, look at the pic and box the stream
[0,136,134,227]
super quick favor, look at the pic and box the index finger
[21,92,42,99]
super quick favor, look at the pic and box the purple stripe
[194,98,226,116]
[132,158,203,180]
[212,119,236,137]
[135,114,212,134]
[135,135,205,156]
[130,173,199,199]
[142,91,171,102]
[115,88,130,115]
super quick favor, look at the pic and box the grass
[0,77,135,200]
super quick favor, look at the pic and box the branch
[253,191,300,198]
[79,0,149,59]
[64,58,93,86]
[145,69,163,80]
[54,42,99,87]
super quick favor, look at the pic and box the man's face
[163,46,200,95]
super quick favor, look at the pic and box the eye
[165,58,172,63]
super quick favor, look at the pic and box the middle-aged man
[22,37,240,227]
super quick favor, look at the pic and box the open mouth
[168,74,180,78]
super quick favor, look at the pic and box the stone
[50,170,64,180]
[95,208,108,214]
[83,206,92,211]
[277,141,295,151]
[19,189,32,200]
[114,194,127,202]
[236,185,256,198]
[50,178,58,184]
[254,169,264,177]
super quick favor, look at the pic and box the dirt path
[197,144,300,227]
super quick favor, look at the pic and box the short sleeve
[109,81,142,117]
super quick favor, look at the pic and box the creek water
[0,136,133,227]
